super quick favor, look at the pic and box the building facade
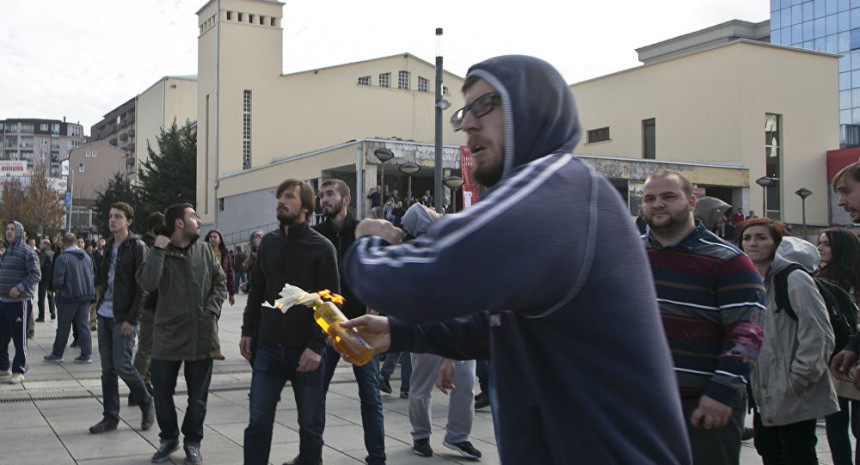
[0,118,85,177]
[66,141,128,233]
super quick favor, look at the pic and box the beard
[321,200,344,218]
[645,209,691,234]
[277,208,304,227]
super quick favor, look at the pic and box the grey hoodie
[0,221,40,301]
[401,204,434,238]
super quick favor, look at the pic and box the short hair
[110,202,134,222]
[646,169,693,198]
[737,217,786,261]
[275,179,315,219]
[61,233,77,246]
[833,161,860,192]
[164,203,193,236]
[320,179,350,198]
[146,211,165,232]
[463,75,483,92]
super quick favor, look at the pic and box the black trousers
[754,411,819,465]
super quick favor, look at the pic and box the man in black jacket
[313,179,386,465]
[88,202,154,435]
[241,179,339,465]
[36,239,56,321]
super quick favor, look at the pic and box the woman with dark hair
[205,230,235,361]
[818,228,860,465]
[739,218,839,464]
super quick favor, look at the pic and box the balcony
[109,138,117,146]
[120,133,128,141]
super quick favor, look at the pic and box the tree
[0,178,25,227]
[21,158,64,238]
[93,173,139,237]
[137,120,196,223]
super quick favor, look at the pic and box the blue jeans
[150,358,213,444]
[380,352,412,393]
[244,342,326,465]
[0,301,28,374]
[323,345,386,464]
[52,301,91,358]
[826,396,860,465]
[97,315,151,423]
[234,272,247,293]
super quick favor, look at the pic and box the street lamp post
[373,148,394,217]
[795,187,812,239]
[443,175,465,213]
[755,176,774,219]
[398,162,420,201]
[434,28,444,213]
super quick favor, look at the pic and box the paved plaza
[0,293,846,464]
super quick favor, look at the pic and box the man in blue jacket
[341,55,691,464]
[0,220,40,384]
[44,233,96,364]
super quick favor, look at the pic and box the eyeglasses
[450,91,501,131]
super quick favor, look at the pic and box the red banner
[460,145,480,209]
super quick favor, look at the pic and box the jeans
[0,301,28,374]
[409,354,475,443]
[244,341,326,465]
[754,411,818,465]
[37,281,55,319]
[380,352,412,393]
[52,301,91,358]
[150,358,213,444]
[234,272,247,293]
[132,309,155,388]
[826,396,860,465]
[97,315,151,423]
[323,345,385,464]
[682,392,745,465]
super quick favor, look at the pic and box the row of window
[225,10,276,27]
[357,72,433,92]
[85,149,98,158]
[771,22,860,51]
[772,0,860,21]
[242,90,252,170]
[585,119,656,159]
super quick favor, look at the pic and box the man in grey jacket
[0,221,40,384]
[44,233,95,364]
[137,203,227,465]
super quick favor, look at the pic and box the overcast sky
[0,0,770,133]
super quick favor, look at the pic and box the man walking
[641,170,766,464]
[88,202,154,434]
[313,178,386,465]
[241,179,339,465]
[35,239,56,322]
[340,55,691,464]
[0,221,40,384]
[43,233,95,363]
[137,204,226,464]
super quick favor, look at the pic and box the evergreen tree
[137,120,196,222]
[93,173,139,237]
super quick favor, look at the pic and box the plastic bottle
[311,298,375,366]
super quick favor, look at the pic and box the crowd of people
[2,55,860,465]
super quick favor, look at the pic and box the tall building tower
[770,0,860,147]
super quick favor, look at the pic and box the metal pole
[801,198,807,239]
[434,28,443,213]
[762,186,767,219]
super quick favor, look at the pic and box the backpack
[774,263,858,353]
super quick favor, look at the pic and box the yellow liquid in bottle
[312,300,375,366]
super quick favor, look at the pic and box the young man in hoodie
[312,178,386,465]
[0,221,40,384]
[44,233,95,363]
[89,202,154,435]
[339,55,692,464]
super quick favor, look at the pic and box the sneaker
[74,355,92,364]
[43,353,64,363]
[282,456,323,465]
[184,442,202,464]
[35,317,45,322]
[400,391,409,399]
[141,400,155,431]
[443,440,482,459]
[88,418,118,434]
[378,377,392,394]
[742,427,755,441]
[474,392,490,410]
[413,438,433,457]
[8,373,24,384]
[151,439,179,463]
[70,340,79,348]
[50,312,56,320]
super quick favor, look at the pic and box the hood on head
[248,229,262,244]
[694,196,730,231]
[401,204,434,238]
[4,221,24,247]
[465,55,581,178]
[773,236,820,273]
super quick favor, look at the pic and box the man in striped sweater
[642,169,766,465]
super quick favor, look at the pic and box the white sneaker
[8,373,24,384]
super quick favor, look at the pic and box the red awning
[827,147,860,182]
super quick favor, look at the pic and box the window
[243,90,252,170]
[418,77,429,92]
[226,11,232,20]
[765,113,782,218]
[78,163,85,173]
[116,116,121,125]
[398,71,410,90]
[40,124,48,131]
[642,118,656,159]
[587,127,610,143]
[379,73,390,88]
[92,149,97,158]
[238,13,244,22]
[357,76,371,86]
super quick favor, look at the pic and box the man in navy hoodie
[44,233,96,363]
[341,55,691,464]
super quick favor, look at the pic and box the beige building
[66,141,127,232]
[571,21,839,228]
[195,0,466,236]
